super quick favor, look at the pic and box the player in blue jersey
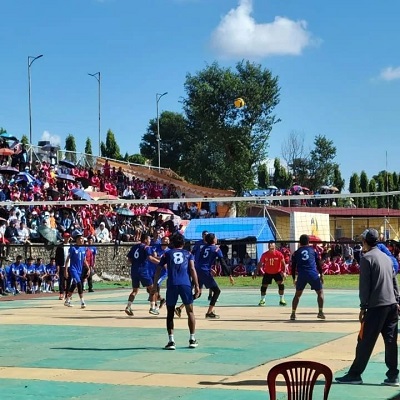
[64,232,89,308]
[125,233,160,316]
[153,233,200,350]
[196,233,234,319]
[290,234,325,321]
[153,235,171,309]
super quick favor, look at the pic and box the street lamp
[88,72,101,156]
[156,91,168,171]
[28,54,43,145]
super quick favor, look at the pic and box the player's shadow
[51,346,160,351]
[198,379,266,386]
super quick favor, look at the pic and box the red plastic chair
[267,360,333,400]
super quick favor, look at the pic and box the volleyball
[234,97,245,108]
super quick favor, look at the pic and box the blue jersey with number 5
[197,244,224,272]
[161,248,193,287]
[292,246,320,276]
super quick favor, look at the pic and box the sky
[1,0,400,188]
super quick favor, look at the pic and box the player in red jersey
[253,240,287,306]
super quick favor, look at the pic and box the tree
[85,138,94,168]
[180,60,280,194]
[281,131,307,178]
[349,173,361,207]
[101,129,121,160]
[368,179,378,208]
[0,127,6,134]
[140,111,187,173]
[126,153,147,165]
[257,163,269,189]
[359,171,369,208]
[332,165,345,193]
[20,135,29,145]
[65,134,77,163]
[307,135,338,191]
[273,158,292,189]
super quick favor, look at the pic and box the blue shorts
[157,269,168,286]
[296,274,322,291]
[197,269,217,289]
[69,269,82,284]
[131,269,153,288]
[166,285,193,307]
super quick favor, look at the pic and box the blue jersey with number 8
[161,248,194,287]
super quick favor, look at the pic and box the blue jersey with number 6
[291,246,320,276]
[161,248,193,287]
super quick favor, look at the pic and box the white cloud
[41,131,61,146]
[210,0,316,59]
[379,66,400,81]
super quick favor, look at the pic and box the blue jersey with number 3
[161,248,193,287]
[292,246,320,276]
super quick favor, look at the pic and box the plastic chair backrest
[267,360,333,400]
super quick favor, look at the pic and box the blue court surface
[0,288,399,400]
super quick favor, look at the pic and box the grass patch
[94,275,362,290]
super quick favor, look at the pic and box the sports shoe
[164,341,176,350]
[81,302,86,309]
[317,311,326,320]
[125,307,134,316]
[258,299,266,306]
[174,307,182,318]
[279,299,287,306]
[189,339,199,348]
[290,312,296,321]
[58,295,64,300]
[149,308,160,315]
[64,300,73,307]
[382,377,399,387]
[159,298,166,309]
[335,374,363,385]
[205,311,220,319]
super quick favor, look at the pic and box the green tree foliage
[307,135,338,191]
[393,173,400,209]
[0,127,6,134]
[20,135,29,145]
[180,60,280,194]
[349,173,361,207]
[126,153,147,165]
[273,158,292,189]
[101,129,121,160]
[65,134,77,163]
[368,179,378,208]
[140,111,187,174]
[359,171,369,208]
[257,163,270,189]
[332,165,345,192]
[85,138,94,168]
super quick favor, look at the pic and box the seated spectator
[229,251,241,268]
[5,220,23,244]
[232,263,247,277]
[44,257,58,292]
[17,222,31,244]
[348,259,360,274]
[246,260,257,276]
[243,252,252,268]
[95,222,111,243]
[327,257,341,275]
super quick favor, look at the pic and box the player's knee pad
[278,284,284,291]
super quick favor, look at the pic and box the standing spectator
[55,232,71,300]
[83,236,97,292]
[290,234,325,321]
[336,229,399,386]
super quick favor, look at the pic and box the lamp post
[88,72,101,156]
[28,54,43,145]
[156,91,168,171]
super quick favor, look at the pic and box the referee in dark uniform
[336,228,399,386]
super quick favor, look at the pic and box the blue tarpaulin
[183,217,275,260]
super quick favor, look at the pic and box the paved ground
[0,287,399,399]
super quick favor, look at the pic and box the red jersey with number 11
[259,250,284,274]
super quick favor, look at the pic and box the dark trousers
[58,267,66,294]
[349,304,399,379]
[81,267,93,291]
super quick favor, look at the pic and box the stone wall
[4,243,133,278]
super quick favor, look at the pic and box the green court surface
[0,288,399,400]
